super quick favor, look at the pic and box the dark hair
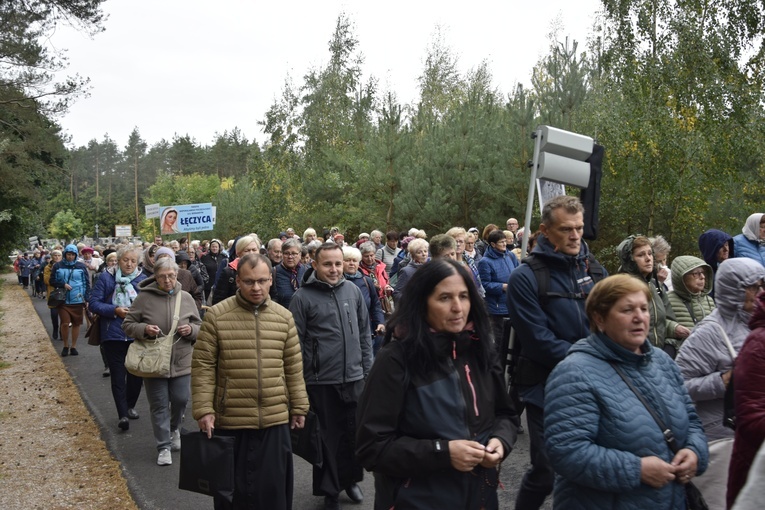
[386,230,399,241]
[384,259,494,376]
[314,242,342,262]
[238,253,272,272]
[487,229,507,245]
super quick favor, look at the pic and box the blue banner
[160,203,214,234]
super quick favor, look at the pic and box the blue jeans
[143,375,190,451]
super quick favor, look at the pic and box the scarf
[113,267,140,307]
[344,271,363,280]
[742,213,764,244]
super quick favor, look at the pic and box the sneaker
[157,449,172,466]
[171,429,181,451]
[61,347,69,357]
[127,408,139,420]
[69,348,79,356]
[118,417,129,431]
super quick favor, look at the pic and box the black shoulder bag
[609,362,709,510]
[48,268,73,307]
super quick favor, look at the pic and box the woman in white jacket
[675,257,765,508]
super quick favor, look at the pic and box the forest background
[2,0,764,270]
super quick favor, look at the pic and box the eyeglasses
[283,251,300,258]
[240,278,270,288]
[688,271,706,279]
[156,273,177,281]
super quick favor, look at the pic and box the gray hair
[359,241,377,255]
[650,235,671,257]
[541,195,584,227]
[282,238,302,252]
[154,256,179,275]
[116,245,142,261]
[408,238,429,255]
[370,229,384,239]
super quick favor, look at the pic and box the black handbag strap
[609,361,679,454]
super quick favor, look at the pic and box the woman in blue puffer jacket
[52,244,91,357]
[477,229,519,344]
[545,274,708,509]
[89,245,147,431]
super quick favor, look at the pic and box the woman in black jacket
[356,259,519,510]
[200,239,223,298]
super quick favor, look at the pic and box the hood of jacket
[175,250,191,265]
[670,256,713,299]
[62,244,79,266]
[714,258,765,320]
[568,331,653,367]
[616,235,650,278]
[698,229,734,271]
[750,292,765,331]
[742,213,764,242]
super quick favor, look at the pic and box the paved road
[30,292,546,509]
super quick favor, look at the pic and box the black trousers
[514,403,554,510]
[213,424,294,510]
[101,341,143,419]
[307,381,365,497]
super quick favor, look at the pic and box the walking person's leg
[143,378,172,455]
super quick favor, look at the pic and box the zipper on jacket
[331,290,348,383]
[464,364,480,417]
[255,307,263,429]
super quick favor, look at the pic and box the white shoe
[157,448,172,466]
[171,429,181,452]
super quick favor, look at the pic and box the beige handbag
[125,293,183,378]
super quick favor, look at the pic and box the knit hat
[81,246,94,254]
[155,247,175,260]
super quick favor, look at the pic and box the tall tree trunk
[134,155,139,227]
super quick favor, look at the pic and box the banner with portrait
[160,203,214,234]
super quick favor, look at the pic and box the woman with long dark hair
[356,259,518,509]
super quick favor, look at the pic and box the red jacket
[728,293,765,508]
[360,261,389,299]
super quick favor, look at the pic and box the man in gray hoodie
[289,242,372,510]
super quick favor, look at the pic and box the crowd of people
[13,207,765,509]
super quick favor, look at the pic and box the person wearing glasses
[122,257,201,466]
[193,253,309,509]
[270,238,306,308]
[675,258,765,509]
[668,256,716,339]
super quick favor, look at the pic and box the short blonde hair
[408,238,429,255]
[342,246,361,261]
[585,274,651,332]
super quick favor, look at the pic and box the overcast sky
[50,0,602,149]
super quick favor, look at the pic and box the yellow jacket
[192,291,309,429]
